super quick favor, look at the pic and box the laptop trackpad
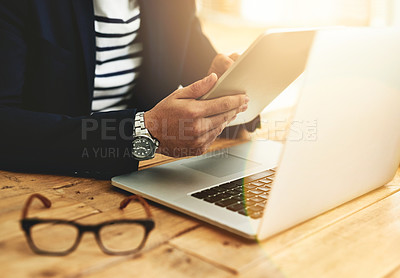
[181,154,261,178]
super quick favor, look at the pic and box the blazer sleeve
[0,1,138,179]
[181,14,217,86]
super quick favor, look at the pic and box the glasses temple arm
[21,193,52,219]
[119,195,153,218]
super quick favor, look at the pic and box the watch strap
[134,111,148,137]
[133,111,159,146]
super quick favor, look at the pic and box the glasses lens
[30,222,78,253]
[99,222,146,253]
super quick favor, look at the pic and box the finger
[195,141,214,156]
[195,123,227,151]
[209,54,235,78]
[197,94,249,117]
[229,53,240,61]
[177,73,218,99]
[217,55,234,72]
[195,109,239,136]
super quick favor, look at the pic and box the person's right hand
[144,73,249,158]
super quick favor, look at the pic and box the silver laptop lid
[259,28,400,239]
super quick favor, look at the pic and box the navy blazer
[0,0,216,178]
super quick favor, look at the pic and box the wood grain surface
[1,120,399,278]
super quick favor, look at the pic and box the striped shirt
[92,0,143,112]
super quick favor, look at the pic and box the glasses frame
[20,193,155,256]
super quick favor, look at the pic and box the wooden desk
[1,134,400,278]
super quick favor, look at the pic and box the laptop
[112,28,400,240]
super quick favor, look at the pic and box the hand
[144,73,249,158]
[208,53,240,78]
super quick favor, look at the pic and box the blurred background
[197,0,400,53]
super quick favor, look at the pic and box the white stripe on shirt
[95,57,142,75]
[92,0,142,113]
[95,18,141,35]
[96,43,143,63]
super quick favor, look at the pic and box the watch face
[132,137,154,159]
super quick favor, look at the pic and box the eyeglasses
[20,193,155,256]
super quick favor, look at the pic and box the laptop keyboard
[191,169,276,219]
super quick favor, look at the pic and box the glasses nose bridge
[78,224,100,235]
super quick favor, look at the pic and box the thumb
[229,53,240,61]
[177,73,217,99]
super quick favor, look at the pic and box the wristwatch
[131,112,159,161]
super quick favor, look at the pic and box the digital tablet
[200,29,316,126]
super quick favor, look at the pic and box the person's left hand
[208,53,240,78]
[207,53,260,139]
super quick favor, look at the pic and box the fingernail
[240,104,248,112]
[204,73,216,84]
[245,96,250,104]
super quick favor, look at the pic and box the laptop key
[220,181,241,189]
[245,184,257,190]
[251,181,265,187]
[255,202,266,208]
[230,195,244,202]
[204,194,223,203]
[250,197,265,203]
[248,206,264,213]
[234,192,245,198]
[215,198,238,207]
[249,189,263,195]
[227,203,246,212]
[259,194,269,200]
[218,193,232,200]
[192,192,209,199]
[215,187,228,193]
[229,188,243,195]
[244,192,256,198]
[245,200,256,207]
[206,188,220,195]
[259,178,272,184]
[249,211,264,219]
